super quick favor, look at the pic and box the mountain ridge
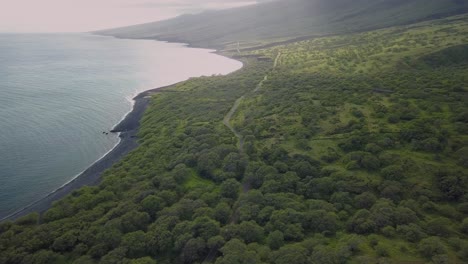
[96,0,468,49]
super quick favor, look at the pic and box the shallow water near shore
[0,33,242,218]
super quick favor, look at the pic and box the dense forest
[1,11,468,264]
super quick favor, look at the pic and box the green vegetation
[97,0,468,49]
[1,11,468,264]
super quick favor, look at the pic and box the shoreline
[0,84,174,222]
[0,34,243,222]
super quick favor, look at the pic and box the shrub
[461,218,468,234]
[380,165,405,180]
[266,231,285,250]
[426,218,452,237]
[418,237,447,258]
[220,179,241,199]
[396,224,426,242]
[375,245,389,257]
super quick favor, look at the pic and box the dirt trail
[253,52,280,93]
[274,51,282,68]
[223,96,245,152]
[204,52,282,263]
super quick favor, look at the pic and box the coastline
[0,34,243,222]
[1,85,174,222]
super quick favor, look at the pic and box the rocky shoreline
[1,85,173,222]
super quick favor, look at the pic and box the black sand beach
[1,85,172,222]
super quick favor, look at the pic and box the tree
[418,237,447,258]
[42,207,66,223]
[130,257,157,264]
[291,161,318,178]
[461,218,468,234]
[207,235,225,249]
[302,177,335,199]
[339,136,366,152]
[266,231,284,250]
[347,209,376,234]
[237,221,264,243]
[306,210,338,234]
[455,147,468,168]
[267,209,305,241]
[172,164,191,184]
[354,192,377,209]
[273,161,289,173]
[72,255,96,264]
[360,154,381,170]
[121,231,147,258]
[379,181,403,202]
[176,199,207,221]
[365,143,383,154]
[370,201,395,229]
[223,152,247,178]
[158,191,178,206]
[52,231,78,252]
[15,213,39,226]
[375,245,389,257]
[272,245,308,264]
[192,216,220,240]
[21,250,60,264]
[394,207,418,225]
[435,169,466,201]
[245,165,277,189]
[120,211,151,233]
[88,243,110,259]
[426,218,452,237]
[181,238,206,263]
[141,195,165,217]
[146,230,173,256]
[396,224,426,242]
[96,226,123,250]
[197,151,220,178]
[381,226,396,238]
[310,245,338,264]
[220,179,241,199]
[0,221,12,234]
[100,247,128,264]
[216,239,258,264]
[214,202,232,224]
[380,165,405,180]
[344,151,380,171]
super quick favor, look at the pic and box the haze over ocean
[0,33,242,218]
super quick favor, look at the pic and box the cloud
[128,0,262,11]
[0,0,271,32]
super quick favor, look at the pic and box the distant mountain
[96,0,468,49]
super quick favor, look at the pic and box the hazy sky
[0,0,262,32]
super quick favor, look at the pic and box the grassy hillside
[1,14,467,263]
[96,0,468,49]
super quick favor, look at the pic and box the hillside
[1,13,467,263]
[96,0,468,49]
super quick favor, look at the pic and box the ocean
[0,33,242,218]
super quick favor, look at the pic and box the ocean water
[0,33,242,218]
